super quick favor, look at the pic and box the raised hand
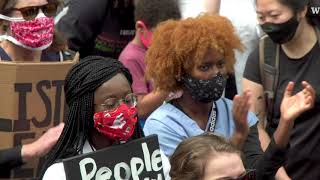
[274,81,316,149]
[231,90,252,148]
[280,81,315,122]
[22,123,65,162]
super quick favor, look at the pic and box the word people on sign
[63,135,165,180]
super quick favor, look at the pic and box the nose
[263,16,274,24]
[208,65,220,79]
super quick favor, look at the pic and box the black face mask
[181,73,226,103]
[261,15,299,44]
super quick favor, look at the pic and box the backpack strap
[259,35,280,123]
[260,27,320,124]
[316,27,320,46]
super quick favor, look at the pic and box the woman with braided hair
[40,56,170,180]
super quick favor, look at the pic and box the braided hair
[40,56,144,177]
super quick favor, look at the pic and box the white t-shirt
[43,141,171,180]
[178,0,261,93]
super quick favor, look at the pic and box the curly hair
[134,0,181,29]
[170,133,242,180]
[145,14,243,92]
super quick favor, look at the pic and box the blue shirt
[143,98,258,157]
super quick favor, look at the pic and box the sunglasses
[4,3,58,21]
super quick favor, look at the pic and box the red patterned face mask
[94,104,138,141]
[6,16,54,50]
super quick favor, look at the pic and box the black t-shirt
[244,41,320,180]
[91,1,135,58]
[58,0,135,59]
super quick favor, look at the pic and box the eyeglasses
[4,3,58,21]
[220,169,256,180]
[95,93,138,112]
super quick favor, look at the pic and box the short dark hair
[256,0,320,26]
[134,0,181,29]
[277,0,309,12]
[277,0,320,26]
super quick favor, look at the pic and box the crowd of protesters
[1,0,320,179]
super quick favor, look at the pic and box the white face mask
[0,12,54,51]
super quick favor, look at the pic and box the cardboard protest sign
[63,135,165,180]
[0,54,78,179]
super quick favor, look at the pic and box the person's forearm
[259,119,292,179]
[273,117,294,149]
[137,91,169,119]
[21,144,36,163]
[273,118,293,180]
[230,132,247,149]
[275,167,291,180]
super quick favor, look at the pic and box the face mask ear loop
[0,14,24,22]
[0,15,21,37]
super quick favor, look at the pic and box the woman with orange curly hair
[143,14,315,179]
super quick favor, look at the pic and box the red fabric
[10,17,54,48]
[94,104,138,141]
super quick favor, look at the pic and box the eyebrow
[104,91,132,99]
[217,171,247,180]
[200,58,225,64]
[256,10,279,15]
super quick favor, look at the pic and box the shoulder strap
[259,35,280,122]
[316,27,320,46]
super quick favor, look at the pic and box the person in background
[179,0,261,94]
[170,133,255,180]
[40,56,170,180]
[179,0,220,19]
[0,123,64,178]
[0,0,69,177]
[0,0,69,62]
[179,0,243,99]
[219,0,261,94]
[243,0,320,179]
[143,14,315,179]
[57,0,136,59]
[119,0,181,120]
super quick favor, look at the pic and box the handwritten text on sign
[63,135,165,180]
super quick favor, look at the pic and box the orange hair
[145,14,243,92]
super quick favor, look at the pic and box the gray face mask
[181,73,226,103]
